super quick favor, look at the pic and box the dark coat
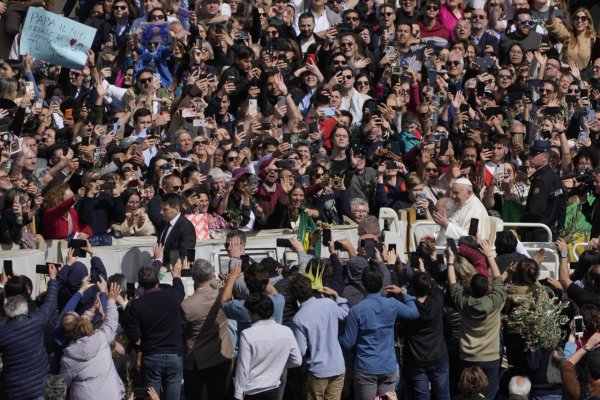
[157,214,197,266]
[0,279,59,400]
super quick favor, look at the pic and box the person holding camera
[582,172,600,247]
[76,172,126,246]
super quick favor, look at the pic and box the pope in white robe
[434,178,491,245]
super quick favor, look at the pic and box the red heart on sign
[70,39,77,46]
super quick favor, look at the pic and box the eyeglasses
[288,156,299,160]
[425,167,438,173]
[573,15,588,22]
[446,60,461,67]
[170,185,183,191]
[425,5,438,10]
[258,12,266,17]
[345,16,359,21]
[128,200,141,205]
[568,88,580,93]
[227,157,237,161]
[138,77,152,84]
[340,42,354,47]
[342,74,353,80]
[266,30,278,36]
[113,5,127,10]
[333,59,346,65]
[498,74,512,79]
[356,80,369,86]
[150,14,165,20]
[381,12,394,16]
[592,65,600,70]
[517,19,535,26]
[70,71,81,77]
[471,14,486,19]
[539,88,554,93]
[196,140,208,145]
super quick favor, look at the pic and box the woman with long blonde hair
[547,7,597,69]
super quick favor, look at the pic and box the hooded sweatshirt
[60,300,124,400]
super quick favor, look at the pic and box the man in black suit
[148,174,184,231]
[158,193,196,267]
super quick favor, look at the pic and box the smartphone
[181,108,197,118]
[485,107,501,117]
[439,138,449,156]
[390,142,401,155]
[248,99,258,115]
[468,218,479,237]
[459,103,470,113]
[385,161,396,170]
[447,238,458,255]
[69,239,87,249]
[578,131,589,143]
[260,122,271,131]
[321,107,337,117]
[276,238,291,248]
[410,252,421,267]
[153,73,161,86]
[387,243,397,253]
[574,315,584,338]
[301,175,310,186]
[3,260,13,276]
[176,7,193,18]
[496,163,505,176]
[322,229,332,246]
[36,264,49,274]
[512,132,524,148]
[277,96,286,107]
[282,132,291,144]
[241,254,250,272]
[64,108,73,120]
[186,248,196,262]
[305,53,316,64]
[101,181,116,190]
[277,159,294,169]
[482,141,493,151]
[544,106,561,116]
[361,238,375,259]
[169,250,180,265]
[580,89,589,98]
[81,136,91,146]
[126,282,136,299]
[181,269,192,277]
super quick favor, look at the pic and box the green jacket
[450,277,506,362]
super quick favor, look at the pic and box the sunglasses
[471,14,485,19]
[227,157,237,161]
[333,60,346,65]
[356,80,369,86]
[425,167,438,173]
[170,185,183,191]
[425,5,438,10]
[288,156,299,160]
[340,42,354,47]
[568,88,580,93]
[150,14,165,20]
[446,60,461,66]
[345,16,359,21]
[113,5,127,10]
[518,19,535,26]
[342,74,353,80]
[266,30,278,35]
[138,77,152,84]
[573,15,588,22]
[381,12,394,16]
[498,74,512,79]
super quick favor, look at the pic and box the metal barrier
[572,242,589,261]
[503,222,553,243]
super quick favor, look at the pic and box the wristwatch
[584,345,591,352]
[560,252,568,259]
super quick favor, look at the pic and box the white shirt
[312,9,330,33]
[234,319,302,398]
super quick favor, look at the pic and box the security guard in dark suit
[520,140,566,242]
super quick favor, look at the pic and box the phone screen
[322,229,332,246]
[361,239,375,259]
[468,218,479,237]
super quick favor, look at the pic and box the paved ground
[0,1,66,59]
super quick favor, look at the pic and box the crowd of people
[0,0,600,397]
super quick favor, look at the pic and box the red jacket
[42,197,93,239]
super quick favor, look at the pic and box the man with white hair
[0,264,59,399]
[508,375,531,400]
[433,178,491,244]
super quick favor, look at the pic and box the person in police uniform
[520,140,566,242]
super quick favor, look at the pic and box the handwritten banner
[20,8,97,69]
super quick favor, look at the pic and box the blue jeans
[142,354,183,400]
[407,361,451,400]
